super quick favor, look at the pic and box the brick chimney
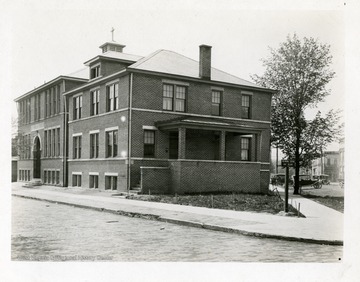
[199,44,212,80]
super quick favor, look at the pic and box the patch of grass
[301,195,344,213]
[127,192,299,215]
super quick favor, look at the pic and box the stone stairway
[23,178,42,188]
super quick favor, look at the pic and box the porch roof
[155,116,261,133]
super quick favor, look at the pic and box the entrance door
[169,131,178,159]
[33,137,41,178]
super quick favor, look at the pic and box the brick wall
[140,167,171,194]
[68,159,127,191]
[131,72,271,121]
[169,160,263,194]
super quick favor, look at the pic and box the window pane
[175,86,186,99]
[175,99,185,112]
[212,91,221,104]
[144,131,155,144]
[242,95,250,107]
[163,98,173,110]
[163,85,173,98]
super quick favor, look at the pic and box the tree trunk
[293,129,301,195]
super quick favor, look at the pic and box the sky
[7,2,346,119]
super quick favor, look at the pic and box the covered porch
[155,116,263,162]
[138,117,270,194]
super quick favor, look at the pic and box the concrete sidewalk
[11,182,343,245]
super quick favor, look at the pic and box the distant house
[312,151,340,182]
[15,41,275,194]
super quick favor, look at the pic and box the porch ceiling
[155,116,261,133]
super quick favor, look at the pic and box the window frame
[106,130,118,158]
[241,94,251,119]
[106,83,119,112]
[73,135,82,159]
[162,84,187,112]
[143,130,156,158]
[240,137,251,161]
[90,64,101,79]
[90,89,100,116]
[211,90,222,116]
[90,132,99,159]
[73,95,82,120]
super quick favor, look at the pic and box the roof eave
[63,69,129,96]
[14,76,89,102]
[127,67,275,94]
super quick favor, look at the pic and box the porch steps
[23,179,42,188]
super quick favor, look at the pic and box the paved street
[12,197,342,262]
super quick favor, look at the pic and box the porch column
[178,127,186,159]
[220,130,226,161]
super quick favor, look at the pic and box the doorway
[33,137,41,179]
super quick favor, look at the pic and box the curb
[12,193,343,246]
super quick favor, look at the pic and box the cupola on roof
[99,42,126,53]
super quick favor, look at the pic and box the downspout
[62,81,69,187]
[127,72,133,192]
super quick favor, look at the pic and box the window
[211,90,222,116]
[44,170,47,183]
[48,130,52,157]
[105,175,117,190]
[89,175,99,188]
[106,130,118,157]
[52,128,56,156]
[241,95,251,119]
[241,138,250,161]
[52,88,56,115]
[57,128,60,157]
[106,83,119,112]
[72,174,82,187]
[144,130,155,158]
[73,96,82,120]
[34,94,41,121]
[90,89,100,116]
[73,135,82,159]
[90,133,99,158]
[44,131,47,157]
[57,85,61,113]
[163,84,186,112]
[56,170,60,184]
[90,65,100,79]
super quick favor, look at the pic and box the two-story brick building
[15,41,275,194]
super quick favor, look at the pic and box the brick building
[15,41,275,194]
[311,151,340,182]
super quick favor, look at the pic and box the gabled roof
[128,49,267,89]
[84,51,143,66]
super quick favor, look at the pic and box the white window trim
[241,91,253,96]
[73,92,83,98]
[162,79,189,86]
[106,79,120,86]
[72,133,83,137]
[90,86,100,92]
[142,125,158,130]
[105,172,118,176]
[211,86,224,91]
[89,129,100,134]
[72,172,82,175]
[89,172,99,176]
[105,126,119,132]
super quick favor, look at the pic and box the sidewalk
[11,182,343,245]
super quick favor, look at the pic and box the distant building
[338,139,345,181]
[312,151,340,182]
[14,41,275,194]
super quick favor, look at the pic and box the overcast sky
[2,1,353,145]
